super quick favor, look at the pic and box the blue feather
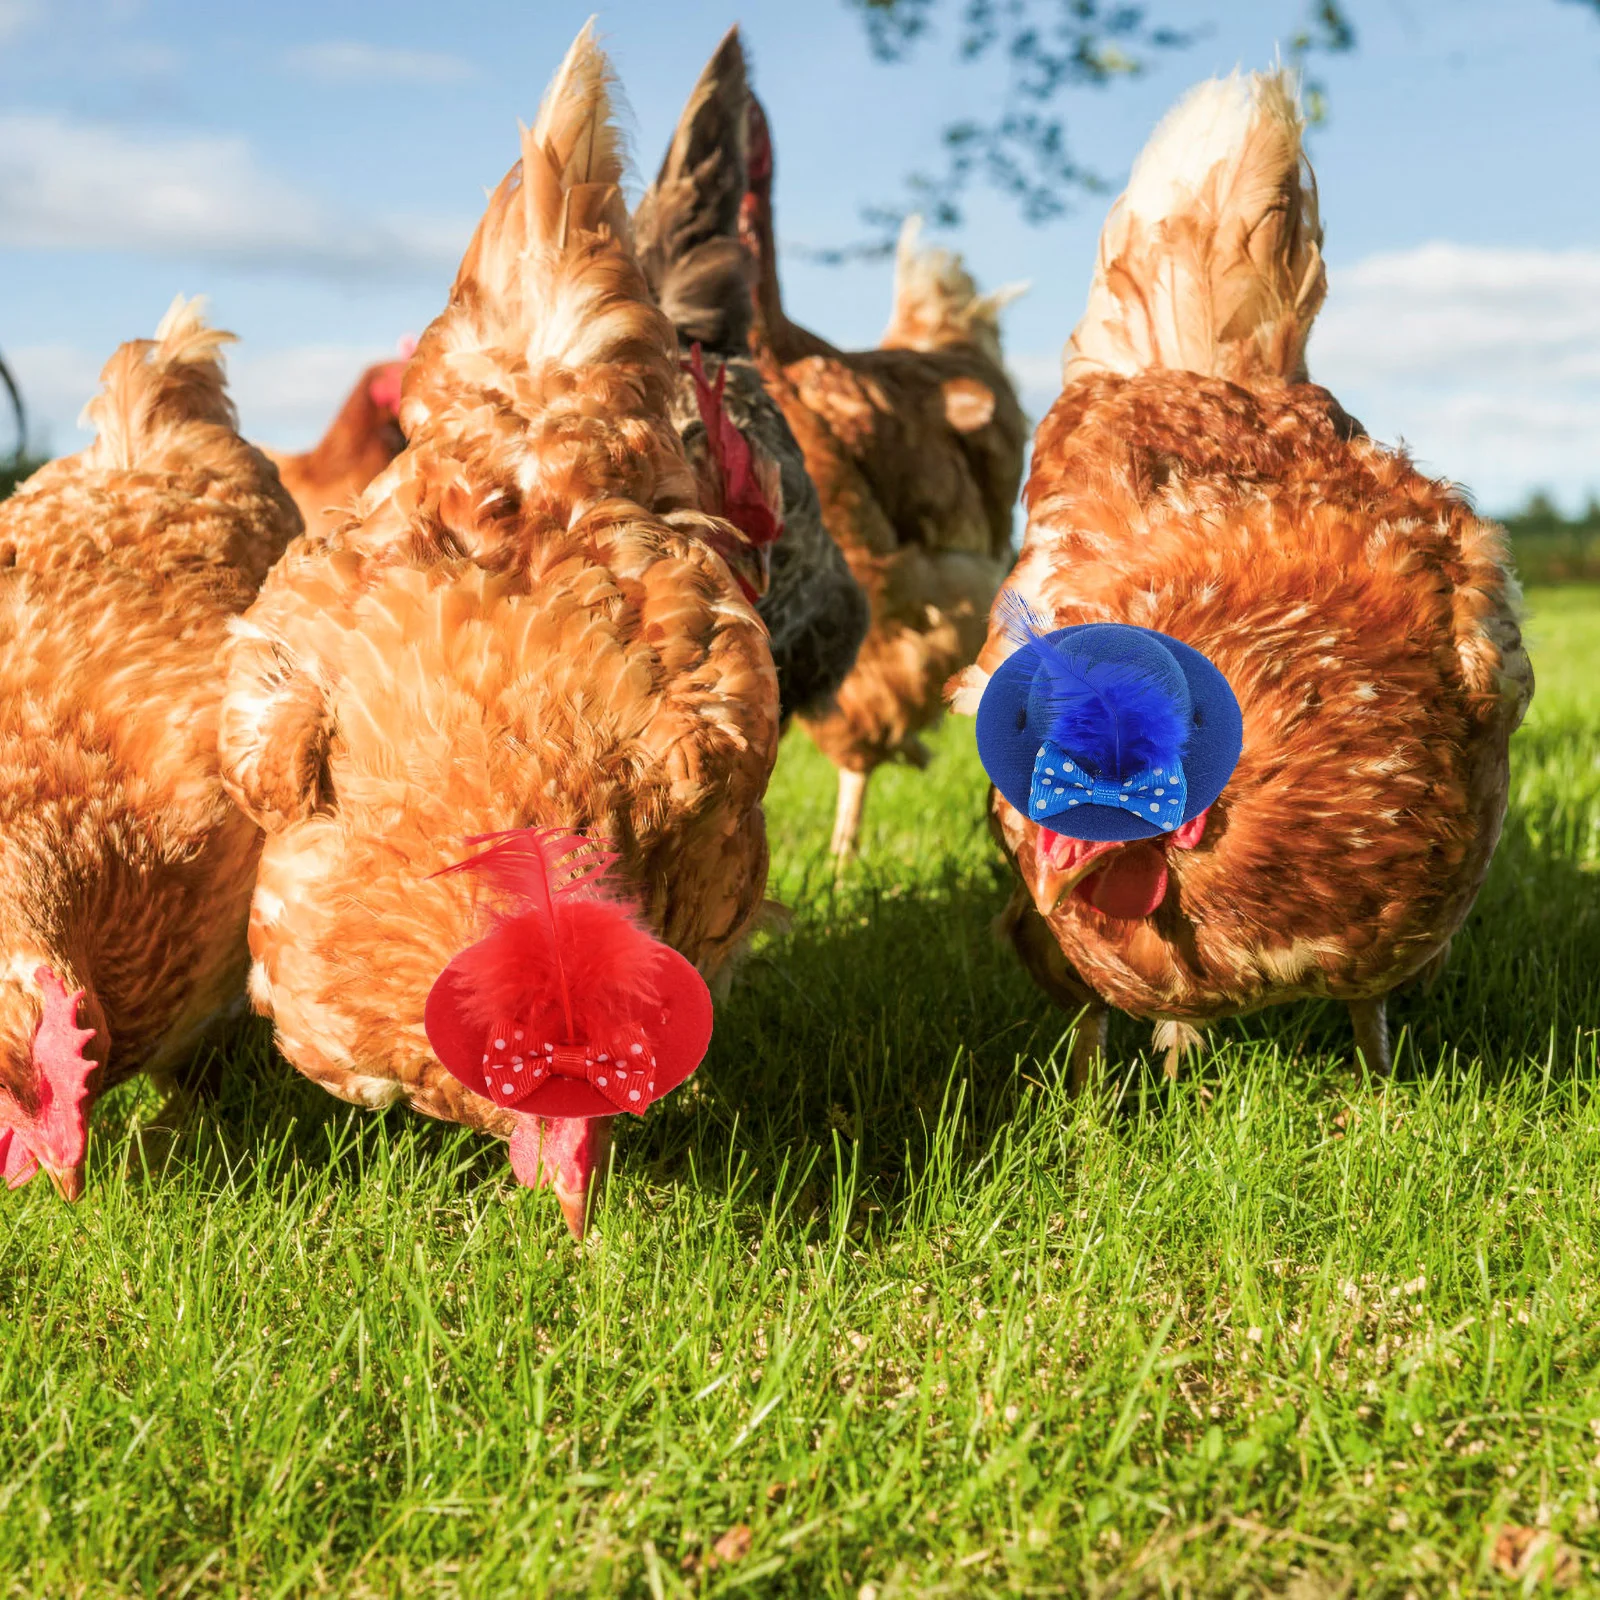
[1033,647,1189,782]
[996,587,1054,651]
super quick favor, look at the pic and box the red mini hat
[424,830,713,1120]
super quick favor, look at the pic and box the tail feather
[80,295,236,471]
[1063,68,1326,388]
[632,26,753,354]
[880,216,1027,362]
[442,20,654,376]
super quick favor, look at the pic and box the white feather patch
[946,665,989,716]
[1123,72,1257,225]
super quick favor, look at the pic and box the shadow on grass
[85,764,1600,1238]
[83,856,1074,1228]
[89,1017,510,1205]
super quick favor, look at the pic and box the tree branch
[817,0,1356,260]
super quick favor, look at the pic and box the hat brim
[424,944,714,1119]
[975,625,1243,843]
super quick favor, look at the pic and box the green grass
[4,589,1600,1598]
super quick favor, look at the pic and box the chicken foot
[1348,995,1391,1077]
[1153,1019,1205,1082]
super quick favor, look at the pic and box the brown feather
[1064,70,1325,388]
[743,99,1026,841]
[963,71,1530,1063]
[633,31,868,721]
[218,29,779,1156]
[0,296,300,1172]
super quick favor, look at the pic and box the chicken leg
[1348,996,1390,1077]
[1069,1005,1110,1096]
[127,997,245,1178]
[830,768,869,859]
[1154,1019,1205,1082]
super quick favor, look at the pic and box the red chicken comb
[424,829,712,1122]
[684,343,783,551]
[368,365,404,416]
[1,966,97,1196]
[367,335,417,416]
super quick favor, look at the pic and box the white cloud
[4,343,103,452]
[286,41,474,85]
[229,344,404,449]
[8,340,401,456]
[1006,244,1600,515]
[1315,244,1600,388]
[1005,350,1062,409]
[1312,243,1600,512]
[0,112,468,281]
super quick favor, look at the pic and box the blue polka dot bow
[1028,740,1189,833]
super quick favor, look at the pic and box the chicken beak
[45,1160,85,1203]
[702,528,769,607]
[1031,836,1124,918]
[509,1114,615,1240]
[0,1125,82,1199]
[550,1116,612,1239]
[733,542,772,604]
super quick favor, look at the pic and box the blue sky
[2,0,1597,513]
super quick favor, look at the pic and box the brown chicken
[951,70,1532,1084]
[633,28,868,724]
[262,344,412,540]
[217,27,780,1237]
[0,298,300,1195]
[742,99,1028,856]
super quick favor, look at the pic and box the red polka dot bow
[477,1019,660,1113]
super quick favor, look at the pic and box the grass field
[3,588,1599,1598]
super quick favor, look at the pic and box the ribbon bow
[478,1018,660,1114]
[1028,739,1189,832]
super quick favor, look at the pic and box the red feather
[431,829,668,1047]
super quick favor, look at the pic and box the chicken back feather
[633,28,869,725]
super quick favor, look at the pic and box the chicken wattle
[1038,809,1211,922]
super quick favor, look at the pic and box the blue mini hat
[975,613,1243,843]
